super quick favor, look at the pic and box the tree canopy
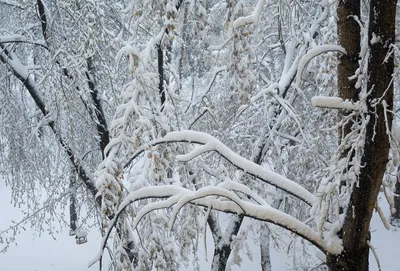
[0,0,399,270]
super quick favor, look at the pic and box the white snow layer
[296,45,346,87]
[311,96,359,110]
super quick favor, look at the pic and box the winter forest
[1,0,400,270]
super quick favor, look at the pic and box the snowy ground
[0,178,399,270]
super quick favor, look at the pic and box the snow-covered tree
[1,0,399,270]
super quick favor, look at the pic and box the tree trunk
[260,224,271,271]
[69,170,78,235]
[393,175,400,222]
[337,0,360,139]
[208,213,243,271]
[328,0,396,269]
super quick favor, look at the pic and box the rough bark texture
[86,57,110,157]
[157,44,166,111]
[328,0,396,269]
[337,0,360,139]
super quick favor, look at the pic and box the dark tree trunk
[328,0,396,269]
[158,44,166,112]
[69,171,78,235]
[208,213,243,271]
[337,0,360,139]
[393,175,400,222]
[86,57,110,158]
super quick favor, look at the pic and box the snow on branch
[311,96,359,110]
[233,0,265,28]
[0,35,48,49]
[91,184,341,268]
[125,130,316,206]
[295,45,346,87]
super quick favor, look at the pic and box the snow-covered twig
[233,0,265,28]
[0,35,48,49]
[367,240,382,271]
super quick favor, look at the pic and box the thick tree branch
[86,57,110,157]
[37,0,50,45]
[0,35,48,49]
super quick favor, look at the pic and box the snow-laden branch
[295,45,346,87]
[91,184,342,268]
[252,40,305,102]
[0,35,48,49]
[233,0,265,28]
[125,130,316,206]
[311,96,359,110]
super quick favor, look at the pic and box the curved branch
[91,185,339,268]
[0,35,48,50]
[295,45,347,87]
[125,130,316,206]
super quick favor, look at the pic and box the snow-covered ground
[0,177,398,270]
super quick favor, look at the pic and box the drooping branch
[125,130,316,206]
[36,1,110,157]
[295,45,346,87]
[91,184,337,268]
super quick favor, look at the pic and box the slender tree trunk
[260,224,271,271]
[393,174,400,222]
[328,0,396,269]
[208,213,243,271]
[69,170,78,235]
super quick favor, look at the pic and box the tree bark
[86,57,110,157]
[208,212,243,271]
[393,174,400,222]
[337,0,360,140]
[328,0,396,269]
[260,224,271,271]
[157,44,166,112]
[69,170,78,235]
